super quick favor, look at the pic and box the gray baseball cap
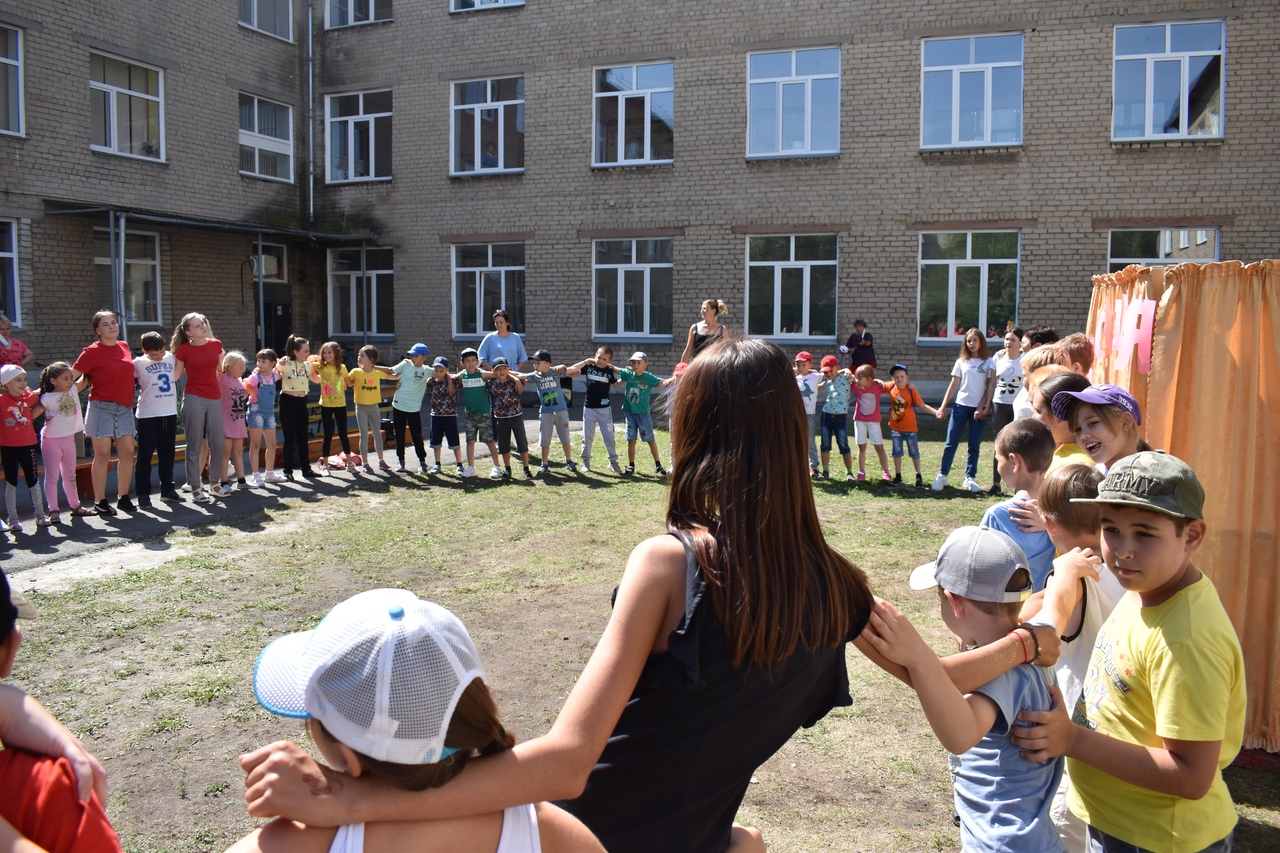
[1071,451,1204,519]
[909,526,1033,604]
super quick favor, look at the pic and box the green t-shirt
[619,368,662,414]
[458,370,491,414]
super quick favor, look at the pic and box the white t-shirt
[39,390,84,438]
[1011,385,1035,420]
[1056,566,1127,714]
[991,352,1023,405]
[796,372,821,415]
[134,352,178,418]
[951,357,993,408]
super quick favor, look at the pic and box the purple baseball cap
[1051,383,1141,425]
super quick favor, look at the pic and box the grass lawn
[10,418,1279,852]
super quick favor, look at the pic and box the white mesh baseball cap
[908,526,1033,604]
[253,589,485,765]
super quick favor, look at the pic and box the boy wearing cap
[520,349,577,476]
[818,355,855,481]
[794,352,821,478]
[885,363,936,487]
[1013,452,1245,853]
[568,347,623,475]
[488,358,533,480]
[388,344,432,473]
[872,527,1065,852]
[425,357,465,476]
[618,353,667,476]
[455,348,502,479]
[0,570,123,851]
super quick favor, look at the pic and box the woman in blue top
[477,310,527,372]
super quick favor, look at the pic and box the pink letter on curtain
[1112,296,1157,375]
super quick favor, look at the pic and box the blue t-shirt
[477,332,528,369]
[821,373,853,415]
[980,499,1056,591]
[528,368,567,413]
[954,665,1064,853]
[390,361,432,413]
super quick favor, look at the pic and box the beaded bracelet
[1016,623,1044,664]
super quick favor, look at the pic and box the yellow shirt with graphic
[348,367,384,407]
[318,363,349,408]
[1068,574,1245,852]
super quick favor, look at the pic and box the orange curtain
[1089,261,1280,750]
[1145,261,1280,751]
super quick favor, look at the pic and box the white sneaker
[252,473,266,487]
[461,466,477,478]
[962,477,982,493]
[265,470,285,483]
[931,474,948,491]
[488,466,505,480]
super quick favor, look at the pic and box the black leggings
[392,409,426,464]
[321,406,351,458]
[990,402,1015,486]
[495,416,529,456]
[2,444,38,487]
[279,394,312,474]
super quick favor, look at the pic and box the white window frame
[1112,20,1225,141]
[744,235,839,340]
[916,231,1020,344]
[1107,228,1220,272]
[450,77,524,176]
[326,90,393,183]
[919,34,1023,150]
[328,246,395,337]
[0,220,18,326]
[746,47,840,159]
[252,243,288,282]
[93,228,163,326]
[0,25,23,137]
[89,52,165,161]
[326,0,392,29]
[239,93,294,183]
[239,0,293,42]
[593,62,674,167]
[451,0,525,13]
[592,239,674,340]
[451,243,526,339]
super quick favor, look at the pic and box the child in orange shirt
[885,363,937,488]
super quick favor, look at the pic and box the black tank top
[558,532,869,853]
[690,324,724,358]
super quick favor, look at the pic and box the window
[1113,21,1223,140]
[239,0,292,40]
[329,247,394,335]
[594,62,673,166]
[745,235,837,338]
[239,94,293,181]
[747,48,839,158]
[89,53,163,160]
[921,34,1022,149]
[252,243,288,281]
[453,243,526,337]
[917,232,1018,341]
[1,26,22,136]
[452,0,525,12]
[0,221,16,324]
[327,90,392,182]
[593,240,673,338]
[93,230,161,325]
[1107,229,1219,272]
[451,78,524,175]
[328,0,392,28]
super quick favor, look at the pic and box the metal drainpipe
[256,232,266,351]
[116,211,129,346]
[307,1,315,225]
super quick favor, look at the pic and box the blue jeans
[938,404,986,478]
[820,412,849,454]
[1087,827,1232,853]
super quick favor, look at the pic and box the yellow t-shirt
[1047,442,1094,475]
[280,358,312,395]
[348,367,384,407]
[317,363,349,408]
[1068,574,1245,852]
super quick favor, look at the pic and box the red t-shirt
[0,749,123,853]
[1,389,40,446]
[0,337,30,366]
[176,339,224,400]
[72,342,136,407]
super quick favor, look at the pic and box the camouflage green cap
[1071,451,1204,519]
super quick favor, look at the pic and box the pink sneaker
[881,470,892,481]
[856,471,867,481]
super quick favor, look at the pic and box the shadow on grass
[1224,764,1280,852]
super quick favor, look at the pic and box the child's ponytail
[39,361,72,394]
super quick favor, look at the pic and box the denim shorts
[625,411,655,442]
[246,409,277,431]
[84,400,136,439]
[820,411,849,454]
[891,430,920,459]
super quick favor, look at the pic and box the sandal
[71,505,97,516]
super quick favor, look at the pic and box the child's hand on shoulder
[1050,548,1101,587]
[863,599,935,670]
[1009,498,1047,533]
